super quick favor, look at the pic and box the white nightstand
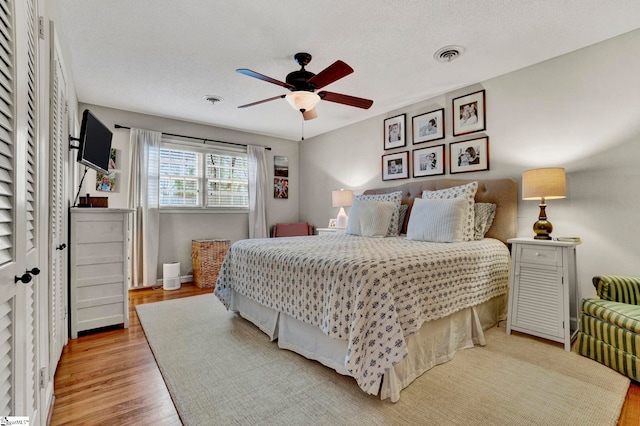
[316,228,344,236]
[506,237,581,351]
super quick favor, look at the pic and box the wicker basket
[191,239,230,289]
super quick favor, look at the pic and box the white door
[49,27,67,373]
[0,0,43,421]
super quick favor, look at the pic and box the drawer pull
[535,252,541,256]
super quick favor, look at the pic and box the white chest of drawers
[69,208,133,338]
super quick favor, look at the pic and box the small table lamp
[522,167,566,240]
[331,189,354,229]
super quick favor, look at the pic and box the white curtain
[247,145,268,239]
[128,128,162,287]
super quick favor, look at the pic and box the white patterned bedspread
[214,235,510,394]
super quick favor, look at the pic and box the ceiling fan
[236,52,373,120]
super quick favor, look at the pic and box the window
[159,144,248,209]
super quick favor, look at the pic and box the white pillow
[406,197,467,243]
[353,191,403,236]
[345,199,396,237]
[421,181,478,241]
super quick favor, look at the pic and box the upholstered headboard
[363,178,517,244]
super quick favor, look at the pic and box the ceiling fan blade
[238,94,286,108]
[302,108,318,121]
[307,60,353,90]
[236,68,295,90]
[318,91,373,109]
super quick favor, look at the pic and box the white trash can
[163,262,181,290]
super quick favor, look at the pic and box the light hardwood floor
[51,284,639,425]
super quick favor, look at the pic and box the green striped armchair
[575,275,640,381]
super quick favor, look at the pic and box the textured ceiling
[58,0,640,141]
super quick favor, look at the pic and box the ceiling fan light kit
[285,91,321,114]
[237,52,373,121]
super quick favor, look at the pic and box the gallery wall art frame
[383,114,406,150]
[274,156,289,199]
[412,108,445,144]
[382,151,409,181]
[449,137,490,174]
[452,89,486,136]
[413,144,445,177]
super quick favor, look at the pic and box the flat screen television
[77,109,112,174]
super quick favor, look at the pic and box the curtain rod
[114,124,271,151]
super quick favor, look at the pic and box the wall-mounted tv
[77,109,112,174]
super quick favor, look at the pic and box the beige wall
[75,104,299,280]
[299,29,640,299]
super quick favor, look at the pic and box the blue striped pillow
[406,197,467,242]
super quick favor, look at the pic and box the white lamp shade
[522,168,566,200]
[285,91,321,112]
[332,189,354,207]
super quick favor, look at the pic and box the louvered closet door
[0,0,42,421]
[49,33,67,371]
[22,0,41,421]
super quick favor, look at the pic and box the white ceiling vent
[203,95,224,105]
[434,46,465,63]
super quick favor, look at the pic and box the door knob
[56,243,67,250]
[14,267,40,284]
[14,273,32,284]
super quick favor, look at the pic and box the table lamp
[522,167,566,240]
[331,189,353,229]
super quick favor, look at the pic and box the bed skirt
[229,290,506,402]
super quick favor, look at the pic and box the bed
[215,178,517,402]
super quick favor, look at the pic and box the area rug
[136,294,629,425]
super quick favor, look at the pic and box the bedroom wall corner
[75,103,299,280]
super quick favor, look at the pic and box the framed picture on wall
[96,172,116,192]
[383,114,406,150]
[452,89,486,136]
[382,151,409,181]
[109,148,117,170]
[413,144,445,177]
[274,156,289,177]
[274,177,288,198]
[274,156,289,199]
[450,137,489,174]
[412,108,444,144]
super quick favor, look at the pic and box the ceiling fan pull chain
[301,117,305,141]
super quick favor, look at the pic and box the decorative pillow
[345,199,396,237]
[421,182,478,241]
[353,191,403,236]
[474,203,497,240]
[406,197,467,243]
[397,204,408,234]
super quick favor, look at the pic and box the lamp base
[336,207,348,229]
[532,204,553,240]
[532,219,553,240]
